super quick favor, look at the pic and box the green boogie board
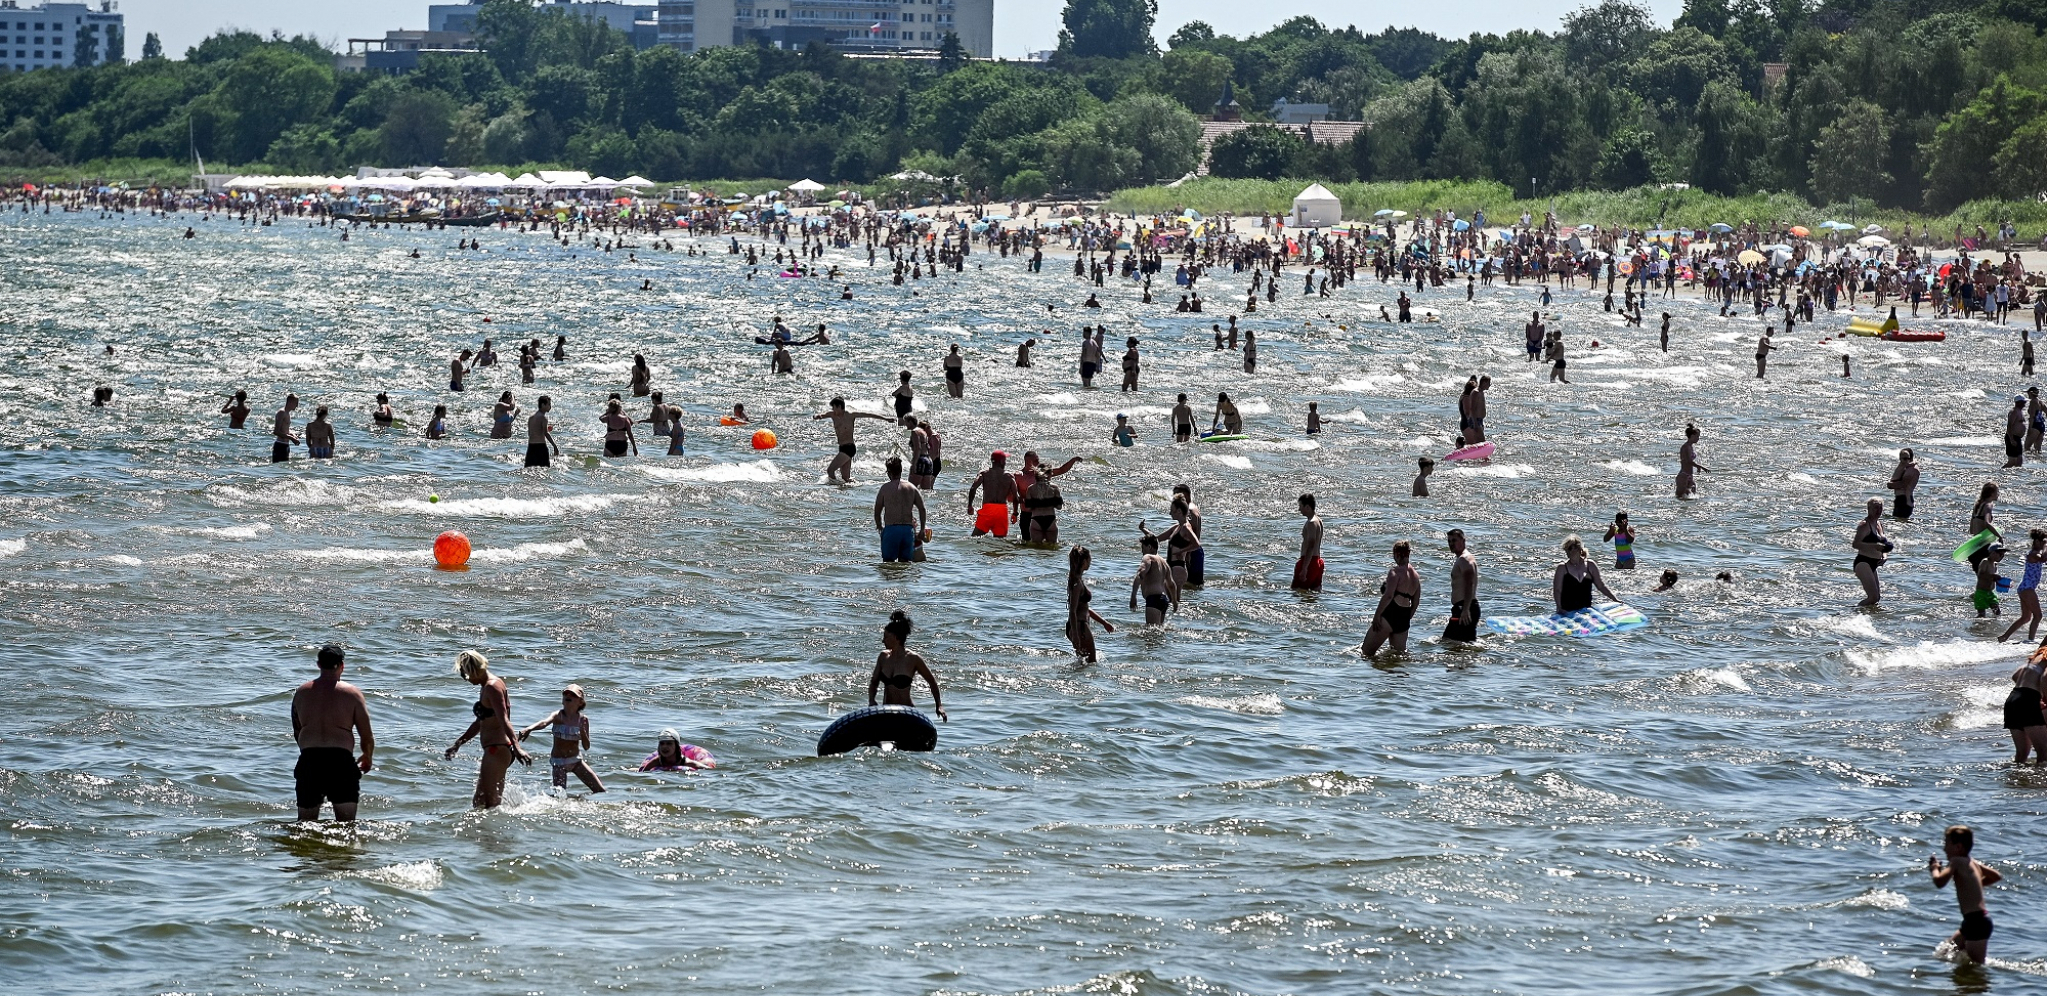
[1199,434,1249,443]
[1952,529,1998,563]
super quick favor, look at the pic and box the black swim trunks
[2008,435,2024,460]
[294,747,361,810]
[1144,592,1169,613]
[839,443,857,457]
[271,441,290,463]
[1894,492,1914,519]
[1443,598,1481,642]
[1962,910,1994,941]
[525,443,550,468]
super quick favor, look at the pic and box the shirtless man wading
[290,644,374,822]
[1443,528,1481,642]
[271,394,300,463]
[966,450,1019,537]
[1292,493,1325,591]
[873,456,928,563]
[812,396,890,484]
[525,396,560,468]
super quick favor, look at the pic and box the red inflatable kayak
[1881,329,1946,342]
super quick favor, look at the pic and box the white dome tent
[1291,183,1342,228]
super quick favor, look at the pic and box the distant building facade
[430,1,660,50]
[0,0,122,74]
[657,0,992,57]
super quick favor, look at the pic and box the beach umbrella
[1737,249,1765,265]
[1820,220,1851,230]
[1761,243,1793,253]
[1452,219,1470,231]
[983,213,1010,221]
[1709,222,1733,232]
[1788,225,1810,237]
[1857,234,1891,247]
[1373,208,1396,217]
[828,199,846,208]
[1862,224,1885,234]
[616,176,654,188]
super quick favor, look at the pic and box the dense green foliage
[2,0,2047,211]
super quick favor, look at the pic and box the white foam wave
[1202,454,1253,470]
[471,539,588,562]
[1235,400,1273,415]
[637,460,784,483]
[1037,393,1080,405]
[1332,374,1407,392]
[1450,462,1534,478]
[1673,666,1751,694]
[261,353,321,369]
[1176,693,1285,716]
[1846,640,2015,674]
[0,538,24,557]
[1837,888,1909,911]
[1814,956,1875,979]
[381,495,626,517]
[1787,472,1820,484]
[1924,436,2000,447]
[209,479,354,508]
[352,861,443,892]
[157,523,272,540]
[1602,459,1659,476]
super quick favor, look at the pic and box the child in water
[1929,824,2002,964]
[1977,546,2007,617]
[639,729,715,771]
[1112,414,1135,447]
[1603,512,1636,570]
[517,684,606,793]
[1413,457,1433,497]
[665,405,686,456]
[1306,401,1322,435]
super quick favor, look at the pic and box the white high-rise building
[0,0,123,74]
[658,0,991,57]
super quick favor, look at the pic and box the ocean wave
[381,495,627,517]
[637,460,783,483]
[0,538,24,557]
[1176,693,1285,715]
[1602,459,1659,476]
[351,861,443,892]
[1201,454,1253,470]
[1846,640,2014,674]
[208,479,354,508]
[154,523,272,540]
[1449,462,1534,478]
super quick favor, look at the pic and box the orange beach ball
[433,530,471,569]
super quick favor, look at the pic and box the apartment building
[657,0,991,57]
[0,0,122,74]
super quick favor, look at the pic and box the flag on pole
[869,22,881,33]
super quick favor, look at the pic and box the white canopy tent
[1291,183,1342,228]
[788,178,826,193]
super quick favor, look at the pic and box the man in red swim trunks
[1292,493,1325,591]
[966,451,1018,537]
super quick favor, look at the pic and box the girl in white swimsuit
[518,684,605,793]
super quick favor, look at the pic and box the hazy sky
[121,1,1685,61]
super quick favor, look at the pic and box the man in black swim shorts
[289,644,375,822]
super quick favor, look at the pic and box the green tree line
[2,0,2046,211]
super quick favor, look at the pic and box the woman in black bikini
[1362,540,1421,658]
[1852,497,1890,607]
[868,611,946,720]
[371,392,394,428]
[1065,546,1115,663]
[1022,476,1064,543]
[444,650,531,809]
[1552,535,1618,614]
[1143,497,1203,591]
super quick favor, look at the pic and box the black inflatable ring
[816,706,939,756]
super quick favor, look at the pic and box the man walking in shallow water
[290,644,374,822]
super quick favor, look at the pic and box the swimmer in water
[1852,497,1889,608]
[1065,546,1115,663]
[1999,529,2046,641]
[640,729,713,771]
[873,456,927,564]
[371,392,394,428]
[812,397,889,484]
[1292,494,1324,591]
[1676,423,1708,499]
[966,450,1018,537]
[1211,392,1243,436]
[1603,512,1636,570]
[305,406,335,458]
[1553,535,1618,613]
[1413,457,1433,497]
[1172,393,1195,443]
[1361,540,1420,659]
[1130,535,1179,625]
[490,391,519,440]
[271,394,300,463]
[221,390,251,429]
[1016,338,1036,367]
[1928,825,2002,965]
[1112,413,1135,447]
[444,650,532,810]
[517,684,605,793]
[1888,449,1919,520]
[525,396,558,467]
[427,404,448,440]
[1306,401,1321,435]
[1652,569,1679,592]
[869,610,945,720]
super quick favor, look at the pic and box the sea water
[0,209,2043,994]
